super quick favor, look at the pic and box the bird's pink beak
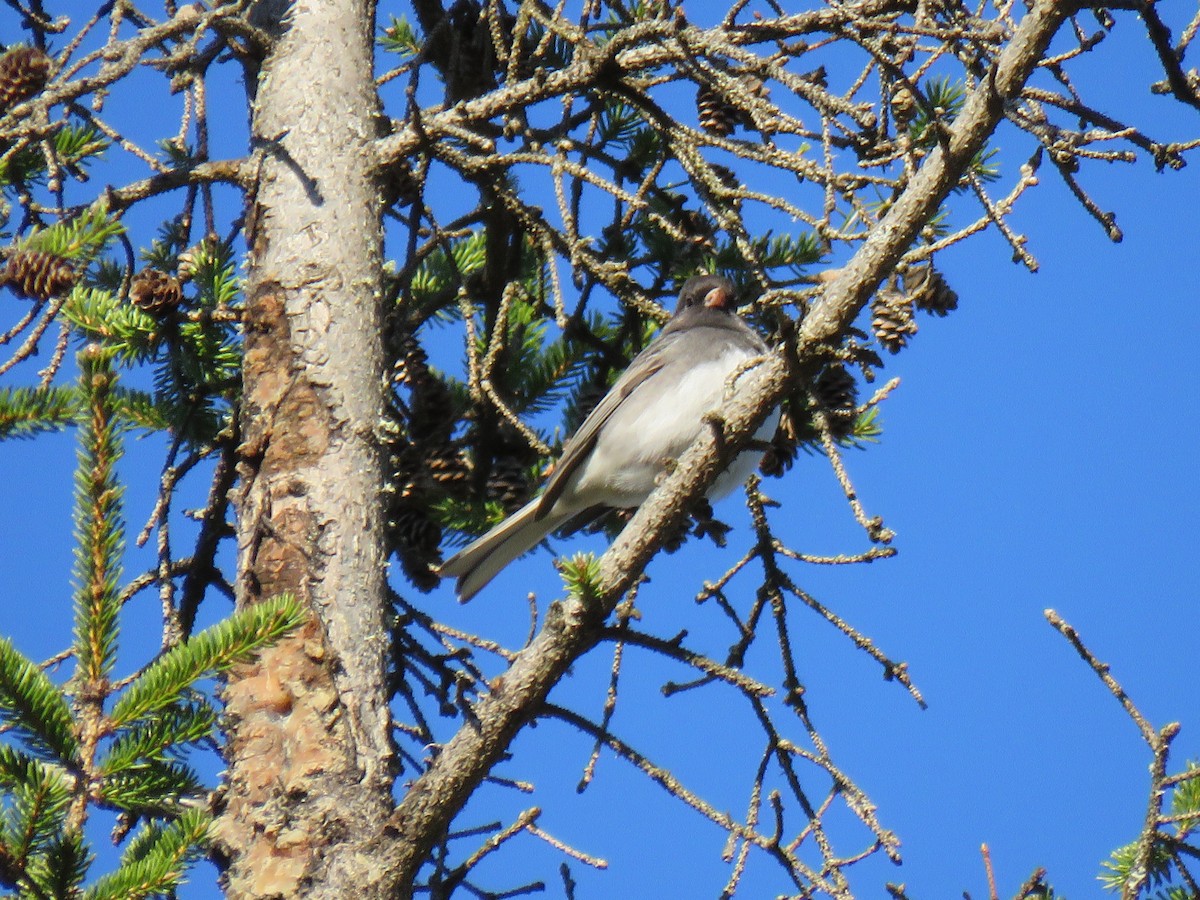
[703,285,731,309]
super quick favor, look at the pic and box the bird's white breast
[566,345,779,510]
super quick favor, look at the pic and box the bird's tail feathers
[438,499,564,601]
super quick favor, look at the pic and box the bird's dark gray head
[674,274,737,314]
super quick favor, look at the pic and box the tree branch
[387,0,1074,891]
[103,158,250,213]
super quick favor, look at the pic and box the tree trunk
[213,0,398,896]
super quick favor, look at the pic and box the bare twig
[1045,609,1183,899]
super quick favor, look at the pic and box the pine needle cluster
[0,349,304,896]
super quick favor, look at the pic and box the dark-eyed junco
[439,274,779,601]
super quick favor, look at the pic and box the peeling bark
[214,0,398,897]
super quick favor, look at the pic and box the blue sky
[416,16,1200,896]
[2,3,1198,898]
[421,149,1200,898]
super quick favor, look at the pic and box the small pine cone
[758,448,788,478]
[871,288,918,354]
[696,84,737,136]
[394,335,431,388]
[396,336,455,444]
[409,382,454,445]
[386,159,420,208]
[175,234,223,283]
[385,446,422,503]
[0,47,52,111]
[659,510,692,553]
[391,505,443,592]
[129,268,184,316]
[426,444,472,492]
[736,74,769,127]
[759,415,799,478]
[175,233,218,282]
[904,266,959,317]
[448,0,481,35]
[175,249,198,282]
[813,365,858,441]
[446,0,497,101]
[698,76,769,136]
[486,460,532,513]
[1,249,76,301]
[890,84,917,127]
[690,499,730,547]
[402,556,441,593]
[813,365,858,414]
[391,505,442,556]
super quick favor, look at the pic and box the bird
[439,274,780,601]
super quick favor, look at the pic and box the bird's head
[674,274,737,314]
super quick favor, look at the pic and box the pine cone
[675,207,714,245]
[813,365,857,413]
[760,412,800,478]
[871,287,918,354]
[697,84,737,136]
[690,498,730,547]
[390,505,443,593]
[486,460,532,513]
[0,47,52,111]
[394,334,430,388]
[426,444,472,492]
[129,268,184,316]
[386,159,421,208]
[448,0,482,36]
[659,508,693,553]
[393,335,456,444]
[384,442,421,503]
[736,74,770,126]
[813,365,858,441]
[904,266,958,317]
[175,233,220,282]
[409,381,454,445]
[391,505,442,556]
[697,76,769,136]
[1,249,76,301]
[890,84,918,127]
[445,0,497,101]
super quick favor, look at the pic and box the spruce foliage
[0,347,303,894]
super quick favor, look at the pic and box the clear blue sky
[426,155,1200,897]
[1,5,1197,898]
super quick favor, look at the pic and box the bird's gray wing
[535,335,678,520]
